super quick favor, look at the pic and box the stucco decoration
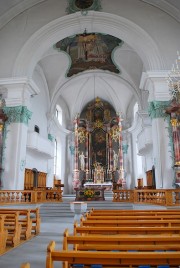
[66,0,102,14]
[55,33,123,77]
[48,133,54,142]
[122,144,129,154]
[3,106,32,125]
[20,159,26,171]
[148,101,170,119]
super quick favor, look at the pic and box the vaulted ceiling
[0,0,179,129]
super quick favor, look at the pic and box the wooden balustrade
[0,189,63,205]
[0,188,179,206]
[113,188,180,206]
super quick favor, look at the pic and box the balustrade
[0,189,63,204]
[113,188,180,206]
[0,189,179,206]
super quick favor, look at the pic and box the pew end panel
[20,263,30,268]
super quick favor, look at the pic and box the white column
[0,78,39,190]
[140,72,174,189]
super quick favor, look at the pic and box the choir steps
[40,192,133,218]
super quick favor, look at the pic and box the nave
[0,196,75,268]
[1,194,180,268]
[0,194,132,268]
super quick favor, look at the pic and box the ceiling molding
[0,0,46,30]
[140,0,180,23]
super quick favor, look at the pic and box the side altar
[72,97,126,190]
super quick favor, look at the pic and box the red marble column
[73,115,80,188]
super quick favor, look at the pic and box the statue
[79,152,86,170]
[94,161,104,183]
[113,150,119,170]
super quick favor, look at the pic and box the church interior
[0,0,180,267]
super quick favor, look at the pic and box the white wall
[0,0,180,78]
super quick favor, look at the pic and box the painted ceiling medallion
[66,0,102,14]
[54,32,123,77]
[75,0,93,9]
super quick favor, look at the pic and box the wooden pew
[20,263,30,268]
[86,214,180,221]
[88,208,180,216]
[0,215,8,255]
[46,240,180,268]
[29,208,41,235]
[2,212,22,247]
[0,207,41,235]
[74,222,180,235]
[0,210,32,239]
[80,217,180,227]
[63,228,180,251]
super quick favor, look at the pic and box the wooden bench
[0,215,8,255]
[0,209,32,239]
[20,263,30,268]
[63,228,180,251]
[0,207,41,235]
[80,218,180,228]
[46,240,180,268]
[86,214,180,221]
[29,208,41,235]
[74,222,180,235]
[88,208,180,216]
[1,212,22,247]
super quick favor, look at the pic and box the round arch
[49,70,141,121]
[12,11,164,77]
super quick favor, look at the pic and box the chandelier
[167,51,180,103]
[78,29,97,60]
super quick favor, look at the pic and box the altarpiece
[72,97,125,189]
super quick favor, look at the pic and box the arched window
[34,125,40,133]
[55,105,62,125]
[54,139,57,175]
[133,102,138,118]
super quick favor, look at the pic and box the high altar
[72,97,125,189]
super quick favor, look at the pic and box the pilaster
[0,77,39,190]
[140,71,174,189]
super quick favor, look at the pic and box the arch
[12,11,164,77]
[49,70,141,121]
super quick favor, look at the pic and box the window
[55,105,62,125]
[54,139,57,175]
[34,125,40,133]
[133,102,138,118]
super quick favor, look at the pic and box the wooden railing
[113,189,180,206]
[0,189,62,204]
[0,188,180,206]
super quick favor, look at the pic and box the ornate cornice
[3,106,32,125]
[148,100,170,119]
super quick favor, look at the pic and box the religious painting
[93,107,104,122]
[91,128,107,167]
[54,33,123,77]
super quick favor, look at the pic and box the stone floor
[0,216,74,268]
[0,194,165,268]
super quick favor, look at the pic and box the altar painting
[91,128,107,167]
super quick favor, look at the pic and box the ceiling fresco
[54,32,123,77]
